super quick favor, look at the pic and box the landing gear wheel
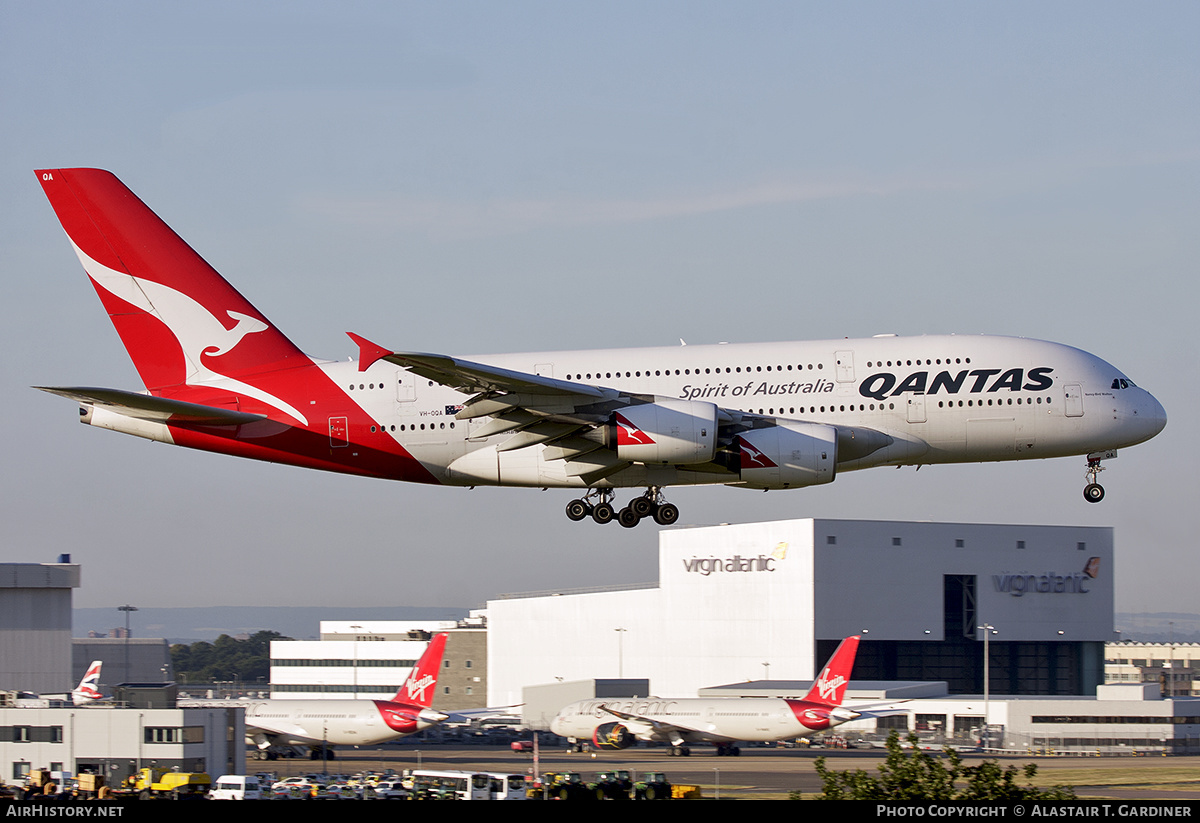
[592,502,615,524]
[653,503,679,526]
[565,499,590,521]
[618,506,641,528]
[631,497,654,518]
[1084,483,1105,503]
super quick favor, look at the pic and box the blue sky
[1,2,1196,615]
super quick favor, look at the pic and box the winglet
[347,332,393,372]
[394,633,448,707]
[801,635,860,707]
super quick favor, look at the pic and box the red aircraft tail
[35,169,308,395]
[800,635,860,707]
[393,634,448,708]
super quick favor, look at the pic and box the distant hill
[74,606,469,643]
[72,606,1196,645]
[1115,613,1200,643]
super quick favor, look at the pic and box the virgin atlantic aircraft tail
[392,633,447,708]
[799,635,860,707]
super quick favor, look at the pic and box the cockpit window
[1111,378,1137,390]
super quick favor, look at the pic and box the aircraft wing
[599,704,721,742]
[35,386,265,426]
[350,340,616,401]
[442,704,524,724]
[245,719,319,747]
[349,335,661,483]
[845,700,911,718]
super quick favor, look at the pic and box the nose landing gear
[1083,453,1108,503]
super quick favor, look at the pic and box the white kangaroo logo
[72,241,309,425]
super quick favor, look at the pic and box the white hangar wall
[486,519,1113,707]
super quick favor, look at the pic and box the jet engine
[592,722,636,750]
[609,399,718,465]
[735,421,838,489]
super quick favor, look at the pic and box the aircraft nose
[1126,389,1167,444]
[1142,391,1167,437]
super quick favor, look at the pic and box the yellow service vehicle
[124,767,211,799]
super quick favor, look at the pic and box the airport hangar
[490,518,1114,727]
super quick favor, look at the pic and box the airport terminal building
[488,518,1113,710]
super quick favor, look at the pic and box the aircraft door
[329,416,349,448]
[396,373,416,403]
[906,394,927,424]
[834,350,855,383]
[1064,384,1084,417]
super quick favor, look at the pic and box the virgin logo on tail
[404,674,435,705]
[815,666,847,703]
[615,412,656,446]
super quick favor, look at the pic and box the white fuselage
[550,696,851,745]
[244,699,440,748]
[323,334,1165,489]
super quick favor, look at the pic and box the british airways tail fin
[35,169,308,394]
[800,636,860,707]
[72,660,104,705]
[393,633,448,708]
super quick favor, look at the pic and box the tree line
[170,630,292,684]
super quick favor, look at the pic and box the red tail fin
[801,635,860,707]
[393,633,448,708]
[35,169,307,393]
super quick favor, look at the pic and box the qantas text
[858,367,1054,401]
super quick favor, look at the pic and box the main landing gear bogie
[566,488,679,527]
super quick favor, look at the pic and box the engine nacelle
[592,722,636,750]
[612,399,718,465]
[736,421,838,489]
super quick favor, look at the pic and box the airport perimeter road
[260,745,1200,801]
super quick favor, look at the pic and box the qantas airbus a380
[34,169,1166,526]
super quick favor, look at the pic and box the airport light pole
[977,623,995,749]
[614,628,627,678]
[350,624,362,699]
[118,605,138,683]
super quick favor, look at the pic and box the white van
[209,775,262,800]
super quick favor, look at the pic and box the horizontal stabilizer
[35,386,265,425]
